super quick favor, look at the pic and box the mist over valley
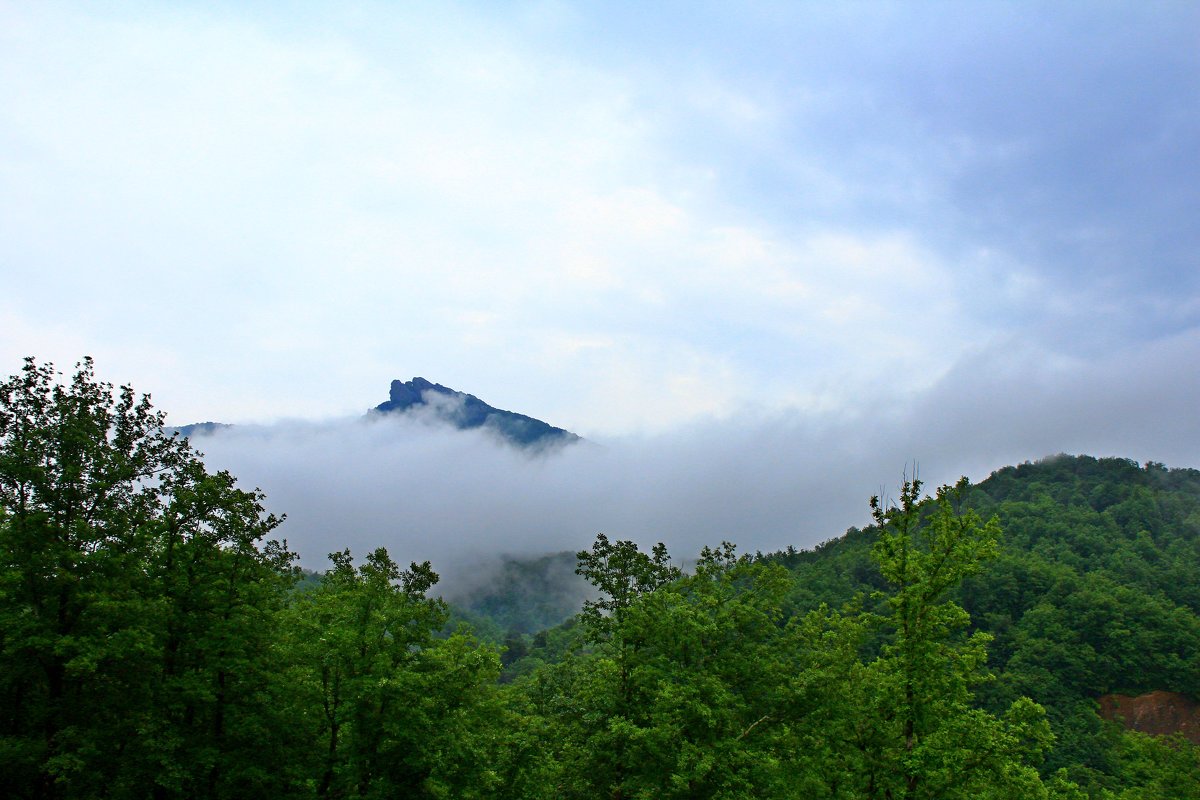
[187,341,1200,591]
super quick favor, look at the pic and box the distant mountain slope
[445,551,592,635]
[373,377,580,449]
[747,454,1200,777]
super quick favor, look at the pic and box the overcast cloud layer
[3,3,1199,576]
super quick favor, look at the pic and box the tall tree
[0,358,299,799]
[282,547,503,799]
[861,476,1058,799]
[538,537,793,799]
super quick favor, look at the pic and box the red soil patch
[1098,691,1200,744]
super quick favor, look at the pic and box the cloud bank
[192,331,1200,590]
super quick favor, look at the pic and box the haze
[192,336,1200,579]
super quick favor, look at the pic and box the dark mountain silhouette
[373,377,580,449]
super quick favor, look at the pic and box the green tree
[860,476,1059,799]
[282,547,503,799]
[0,358,300,799]
[614,544,793,798]
[535,537,793,799]
[1105,730,1200,800]
[133,458,303,799]
[575,532,681,643]
[570,534,681,797]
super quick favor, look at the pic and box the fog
[191,331,1200,591]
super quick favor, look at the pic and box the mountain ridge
[171,378,581,450]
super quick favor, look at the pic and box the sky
[2,2,1199,574]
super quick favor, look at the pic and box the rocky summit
[373,377,580,449]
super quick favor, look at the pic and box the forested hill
[752,455,1200,781]
[769,455,1200,703]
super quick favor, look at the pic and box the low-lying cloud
[188,329,1200,593]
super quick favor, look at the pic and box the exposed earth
[1098,691,1200,744]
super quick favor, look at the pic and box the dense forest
[2,358,1199,799]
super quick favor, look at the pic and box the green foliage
[857,476,1052,799]
[0,359,506,800]
[522,489,1066,799]
[529,540,793,798]
[758,456,1200,797]
[575,532,681,643]
[761,476,1060,799]
[1101,732,1200,799]
[281,547,504,799]
[0,358,301,799]
[4,358,1198,799]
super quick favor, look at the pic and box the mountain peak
[374,378,579,450]
[387,377,440,408]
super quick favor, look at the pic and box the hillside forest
[2,358,1199,799]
